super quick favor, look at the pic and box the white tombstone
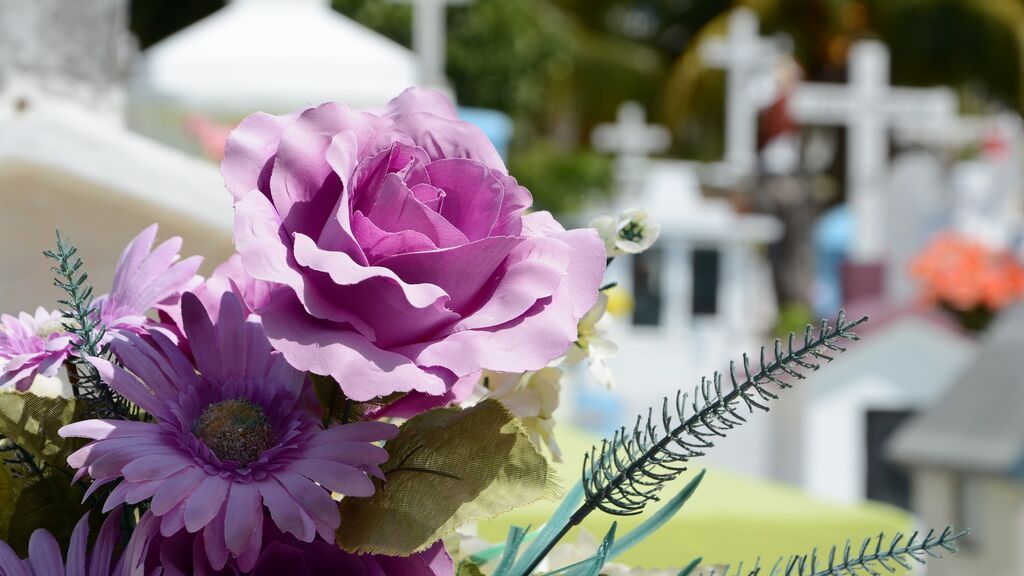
[389,0,472,90]
[128,0,421,153]
[886,151,948,302]
[952,159,1020,249]
[0,0,135,117]
[896,113,1024,251]
[585,160,782,477]
[700,8,790,182]
[591,101,672,198]
[788,40,958,262]
[797,316,976,504]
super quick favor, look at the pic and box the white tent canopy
[128,0,421,150]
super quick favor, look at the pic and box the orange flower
[910,233,1024,312]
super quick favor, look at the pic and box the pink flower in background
[224,87,605,404]
[124,511,453,576]
[0,510,124,576]
[60,292,398,572]
[184,113,234,162]
[0,307,73,391]
[96,224,202,335]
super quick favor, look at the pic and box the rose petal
[425,159,505,241]
[260,291,449,401]
[222,110,300,202]
[378,236,522,315]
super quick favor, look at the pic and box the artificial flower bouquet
[0,89,965,575]
[910,232,1024,331]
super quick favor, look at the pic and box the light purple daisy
[122,511,453,576]
[0,509,124,576]
[95,224,202,336]
[59,292,398,571]
[0,307,74,391]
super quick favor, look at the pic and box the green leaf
[607,470,706,561]
[677,557,703,576]
[5,472,92,556]
[468,530,538,566]
[0,391,86,469]
[545,522,617,576]
[0,463,20,541]
[337,399,557,555]
[457,560,487,576]
[493,525,531,576]
[311,374,355,426]
[312,374,405,425]
[508,479,584,576]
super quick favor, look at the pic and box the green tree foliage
[130,0,225,49]
[663,0,1024,157]
[873,0,1024,110]
[333,0,571,121]
[508,140,611,214]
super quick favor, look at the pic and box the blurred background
[3,0,1024,572]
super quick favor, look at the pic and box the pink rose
[223,88,605,403]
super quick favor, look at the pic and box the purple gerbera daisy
[95,224,202,336]
[122,511,453,576]
[0,307,74,391]
[60,292,398,571]
[0,509,123,576]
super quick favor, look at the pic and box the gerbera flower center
[192,399,274,466]
[35,318,67,339]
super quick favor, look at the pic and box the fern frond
[700,526,968,575]
[581,311,866,516]
[43,229,135,419]
[510,313,868,576]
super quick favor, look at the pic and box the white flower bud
[591,209,661,258]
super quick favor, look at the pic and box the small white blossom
[565,293,618,388]
[591,209,661,258]
[451,523,491,561]
[483,367,564,462]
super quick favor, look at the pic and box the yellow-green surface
[478,426,911,570]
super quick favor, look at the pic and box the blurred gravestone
[699,7,790,184]
[0,0,135,105]
[896,113,1024,252]
[788,40,957,264]
[952,153,1021,250]
[591,101,671,199]
[886,151,948,303]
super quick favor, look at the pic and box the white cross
[700,8,789,180]
[389,0,472,89]
[788,40,957,262]
[592,101,671,196]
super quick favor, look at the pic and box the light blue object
[571,380,623,436]
[813,204,851,317]
[458,106,514,160]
